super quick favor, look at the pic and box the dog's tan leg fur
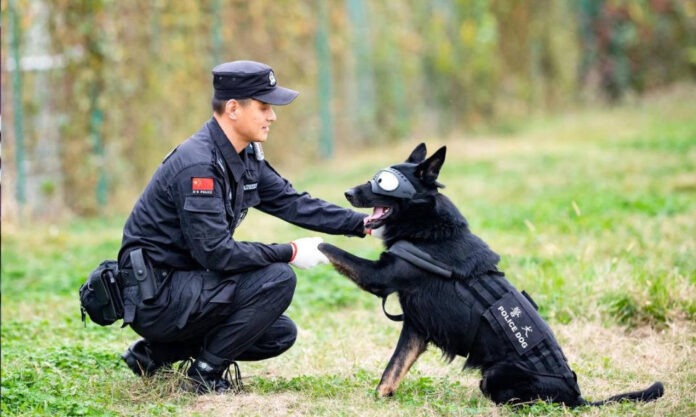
[376,327,427,397]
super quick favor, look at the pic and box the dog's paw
[317,242,341,258]
[376,384,396,398]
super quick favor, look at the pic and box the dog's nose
[345,188,356,201]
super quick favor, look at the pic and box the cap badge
[269,71,276,86]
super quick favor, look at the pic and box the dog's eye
[376,171,400,191]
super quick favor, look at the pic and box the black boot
[121,339,170,377]
[184,360,243,394]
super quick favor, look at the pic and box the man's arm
[255,161,366,236]
[172,165,294,272]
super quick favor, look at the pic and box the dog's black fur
[318,143,664,407]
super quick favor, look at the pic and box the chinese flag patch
[192,177,214,194]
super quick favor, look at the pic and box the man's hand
[290,237,329,269]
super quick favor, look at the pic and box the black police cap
[212,60,299,105]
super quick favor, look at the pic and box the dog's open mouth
[364,206,391,228]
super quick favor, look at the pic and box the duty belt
[120,248,171,302]
[119,268,170,287]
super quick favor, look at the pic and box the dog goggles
[369,168,418,198]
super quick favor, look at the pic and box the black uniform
[118,117,365,368]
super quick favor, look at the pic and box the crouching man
[118,60,368,394]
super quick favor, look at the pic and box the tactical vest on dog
[387,240,580,396]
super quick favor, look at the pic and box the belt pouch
[102,269,124,316]
[130,248,156,301]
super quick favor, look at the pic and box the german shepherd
[318,143,664,407]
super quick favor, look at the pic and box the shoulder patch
[192,177,214,194]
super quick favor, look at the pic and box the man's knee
[236,316,297,361]
[265,315,297,356]
[267,262,296,283]
[262,263,297,299]
[275,318,297,355]
[277,315,297,347]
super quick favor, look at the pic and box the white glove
[289,237,329,269]
[366,227,385,239]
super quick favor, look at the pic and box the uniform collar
[207,118,246,182]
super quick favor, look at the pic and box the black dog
[318,144,664,407]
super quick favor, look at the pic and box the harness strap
[383,240,503,325]
[387,241,453,279]
[381,294,404,322]
[382,240,453,323]
[524,341,554,374]
[469,275,506,305]
[454,282,481,353]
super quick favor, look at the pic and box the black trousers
[129,263,297,368]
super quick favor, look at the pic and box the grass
[2,85,696,416]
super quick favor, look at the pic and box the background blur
[2,0,695,219]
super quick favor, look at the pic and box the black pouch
[79,260,124,326]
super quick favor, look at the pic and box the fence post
[9,0,26,207]
[316,0,334,158]
[346,0,376,142]
[89,84,107,207]
[211,0,223,65]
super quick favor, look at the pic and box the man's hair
[212,97,251,114]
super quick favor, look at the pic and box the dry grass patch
[190,392,304,417]
[178,312,694,417]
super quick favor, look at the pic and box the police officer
[118,60,369,394]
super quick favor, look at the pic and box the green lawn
[2,86,695,416]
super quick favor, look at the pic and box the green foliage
[4,0,695,215]
[602,270,692,328]
[250,370,373,397]
[1,344,121,416]
[0,217,123,299]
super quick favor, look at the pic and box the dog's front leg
[377,322,427,397]
[318,243,394,297]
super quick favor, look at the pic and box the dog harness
[387,240,581,396]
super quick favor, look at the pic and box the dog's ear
[406,143,427,163]
[416,146,446,186]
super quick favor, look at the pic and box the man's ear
[406,143,427,163]
[416,146,446,185]
[225,99,239,118]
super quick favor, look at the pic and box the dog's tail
[586,381,664,406]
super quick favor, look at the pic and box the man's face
[234,99,277,143]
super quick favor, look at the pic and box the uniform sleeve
[171,165,294,272]
[255,161,366,236]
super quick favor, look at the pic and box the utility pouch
[79,260,124,326]
[130,248,156,302]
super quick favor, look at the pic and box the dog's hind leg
[376,322,427,397]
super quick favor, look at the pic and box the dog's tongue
[364,207,387,225]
